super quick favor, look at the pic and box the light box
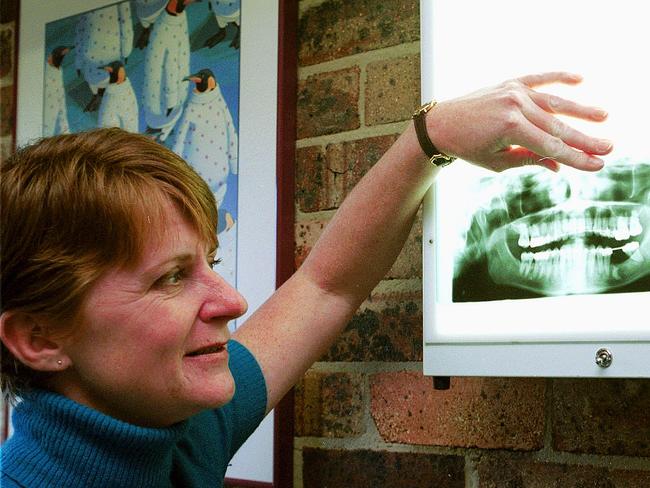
[422,0,650,377]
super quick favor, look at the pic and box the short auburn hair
[1,128,218,398]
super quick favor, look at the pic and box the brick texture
[297,68,360,139]
[296,135,398,212]
[371,374,545,450]
[552,378,650,457]
[299,0,419,67]
[365,54,421,126]
[294,217,329,270]
[323,286,422,362]
[294,210,420,278]
[302,447,464,488]
[477,456,650,488]
[294,370,364,438]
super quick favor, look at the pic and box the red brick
[302,447,464,488]
[294,210,420,282]
[294,370,365,438]
[323,286,422,362]
[299,0,420,66]
[477,456,650,488]
[371,374,545,450]
[295,135,399,212]
[365,54,421,126]
[294,218,329,270]
[297,68,360,139]
[296,145,328,213]
[552,378,650,457]
[326,133,398,200]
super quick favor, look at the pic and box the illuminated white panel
[422,1,650,377]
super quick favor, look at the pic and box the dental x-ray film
[453,161,650,301]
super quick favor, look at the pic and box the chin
[190,372,236,411]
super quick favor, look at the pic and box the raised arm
[233,72,613,412]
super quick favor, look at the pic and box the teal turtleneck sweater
[1,340,267,488]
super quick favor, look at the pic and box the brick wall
[293,1,650,487]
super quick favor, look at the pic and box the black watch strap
[412,101,456,167]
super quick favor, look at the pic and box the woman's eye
[155,268,184,288]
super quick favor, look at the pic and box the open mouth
[185,343,227,357]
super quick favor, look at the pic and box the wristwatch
[412,101,456,167]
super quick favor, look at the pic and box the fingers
[509,114,606,171]
[517,71,583,88]
[528,90,608,121]
[509,74,613,170]
[519,95,613,157]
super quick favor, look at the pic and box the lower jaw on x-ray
[453,160,650,302]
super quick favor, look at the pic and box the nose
[198,270,248,323]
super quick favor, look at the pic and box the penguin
[142,0,201,141]
[133,0,167,50]
[204,0,240,49]
[97,60,139,133]
[169,68,238,211]
[74,3,133,112]
[43,46,73,136]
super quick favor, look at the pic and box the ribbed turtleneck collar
[2,389,189,487]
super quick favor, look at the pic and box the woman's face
[56,200,248,427]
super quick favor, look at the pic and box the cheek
[75,301,193,363]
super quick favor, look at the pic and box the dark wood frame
[226,0,297,486]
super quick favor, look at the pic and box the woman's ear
[0,311,69,371]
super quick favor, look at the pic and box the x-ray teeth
[453,160,650,301]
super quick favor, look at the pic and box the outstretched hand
[429,72,613,172]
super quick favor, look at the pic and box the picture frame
[15,0,296,485]
[421,0,650,378]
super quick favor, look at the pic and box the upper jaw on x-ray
[456,160,650,297]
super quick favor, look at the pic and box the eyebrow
[141,253,194,280]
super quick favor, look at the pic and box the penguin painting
[169,68,238,208]
[74,3,133,112]
[133,0,168,50]
[142,0,199,141]
[204,0,240,49]
[97,61,139,133]
[43,46,72,137]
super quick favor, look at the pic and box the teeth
[518,243,623,281]
[517,211,644,249]
[630,214,642,236]
[623,241,640,255]
[518,224,530,247]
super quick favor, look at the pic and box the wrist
[412,101,456,167]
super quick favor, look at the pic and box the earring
[56,359,63,366]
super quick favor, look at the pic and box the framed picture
[16,0,296,485]
[421,0,650,378]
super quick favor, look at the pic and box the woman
[1,73,612,487]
